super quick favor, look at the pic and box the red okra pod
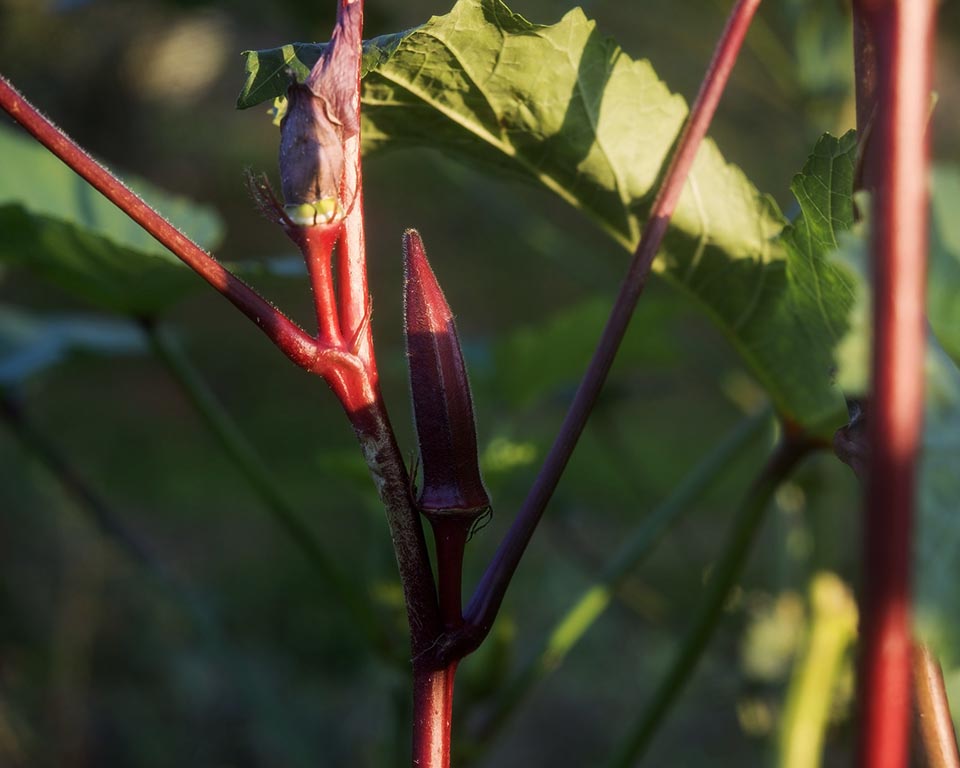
[403,229,490,521]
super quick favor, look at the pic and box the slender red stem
[290,223,345,347]
[0,76,319,369]
[446,0,763,659]
[338,134,375,368]
[853,2,936,767]
[336,0,375,372]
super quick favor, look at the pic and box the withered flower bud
[279,0,362,224]
[403,229,491,521]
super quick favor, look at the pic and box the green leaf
[237,30,415,110]
[0,304,144,387]
[0,127,224,315]
[928,166,960,366]
[240,0,856,435]
[494,293,681,407]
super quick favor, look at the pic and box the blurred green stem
[0,387,218,632]
[607,430,820,768]
[0,388,169,578]
[471,408,770,748]
[778,572,858,768]
[1,382,342,752]
[144,321,393,661]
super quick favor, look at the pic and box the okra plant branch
[0,5,442,659]
[851,1,936,766]
[0,77,318,372]
[445,0,764,662]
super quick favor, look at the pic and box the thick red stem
[853,2,936,767]
[412,663,458,768]
[0,76,319,370]
[320,369,440,658]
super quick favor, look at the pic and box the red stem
[853,2,936,767]
[0,76,319,370]
[337,0,375,371]
[412,663,458,768]
[338,130,375,369]
[448,0,763,658]
[329,372,441,657]
[291,224,345,347]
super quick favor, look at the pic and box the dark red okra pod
[403,229,491,522]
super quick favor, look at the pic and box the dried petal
[403,229,491,517]
[278,0,362,214]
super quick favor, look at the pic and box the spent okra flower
[278,0,361,226]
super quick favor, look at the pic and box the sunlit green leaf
[0,127,223,315]
[240,0,856,436]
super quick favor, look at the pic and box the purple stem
[452,0,764,657]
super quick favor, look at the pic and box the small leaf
[0,127,223,315]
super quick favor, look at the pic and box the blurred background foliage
[0,0,958,766]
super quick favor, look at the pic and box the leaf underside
[0,127,223,316]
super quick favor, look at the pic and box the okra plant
[0,0,955,766]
